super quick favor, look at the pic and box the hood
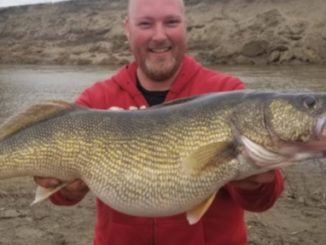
[110,55,202,104]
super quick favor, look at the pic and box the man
[35,0,284,244]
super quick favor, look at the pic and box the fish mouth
[316,112,326,139]
[315,112,326,157]
[322,118,326,157]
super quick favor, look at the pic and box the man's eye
[166,19,180,27]
[138,22,151,28]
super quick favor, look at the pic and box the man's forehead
[128,0,185,18]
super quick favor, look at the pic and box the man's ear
[124,17,130,41]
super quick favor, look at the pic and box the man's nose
[152,23,167,41]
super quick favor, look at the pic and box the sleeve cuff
[226,169,284,212]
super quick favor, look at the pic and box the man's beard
[142,55,181,82]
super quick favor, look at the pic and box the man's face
[125,0,187,81]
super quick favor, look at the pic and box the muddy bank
[0,0,326,65]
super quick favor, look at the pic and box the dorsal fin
[0,100,74,141]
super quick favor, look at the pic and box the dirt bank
[0,0,326,65]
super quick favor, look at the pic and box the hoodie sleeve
[226,170,284,212]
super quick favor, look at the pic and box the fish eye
[302,95,317,109]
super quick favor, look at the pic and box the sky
[0,0,70,8]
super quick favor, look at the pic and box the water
[0,64,116,122]
[1,64,325,122]
[222,65,326,91]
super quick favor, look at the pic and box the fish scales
[0,94,236,215]
[85,107,235,214]
[1,91,326,221]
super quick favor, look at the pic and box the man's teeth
[151,48,170,53]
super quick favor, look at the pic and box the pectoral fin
[182,142,229,174]
[186,193,217,225]
[31,183,68,205]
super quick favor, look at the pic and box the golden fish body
[0,91,326,223]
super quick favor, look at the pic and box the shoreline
[0,0,326,66]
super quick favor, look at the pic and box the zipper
[152,218,157,245]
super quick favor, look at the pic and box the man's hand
[34,177,89,201]
[230,171,276,191]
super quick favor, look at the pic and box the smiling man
[125,0,187,89]
[35,0,284,244]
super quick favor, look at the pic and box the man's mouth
[149,47,172,53]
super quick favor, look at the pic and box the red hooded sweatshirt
[51,56,284,245]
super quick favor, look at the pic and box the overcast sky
[0,0,69,8]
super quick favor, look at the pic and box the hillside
[0,0,326,65]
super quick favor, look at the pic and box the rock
[241,40,269,58]
[268,50,281,63]
[256,9,285,28]
[2,209,21,219]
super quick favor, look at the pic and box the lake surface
[0,64,325,122]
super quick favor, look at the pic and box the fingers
[34,176,62,188]
[33,177,89,201]
[62,179,89,193]
[59,179,89,200]
[248,171,275,184]
[231,171,276,191]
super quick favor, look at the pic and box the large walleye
[0,91,326,224]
